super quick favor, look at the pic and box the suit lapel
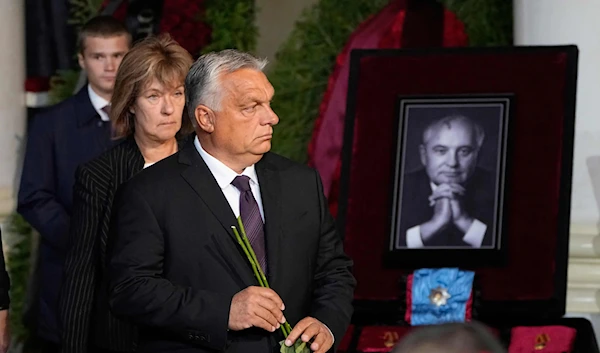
[73,86,102,128]
[256,154,283,290]
[416,169,434,220]
[123,137,144,178]
[179,143,255,287]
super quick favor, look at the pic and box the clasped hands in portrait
[424,182,474,241]
[403,115,490,248]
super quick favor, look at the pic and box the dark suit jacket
[107,141,356,353]
[59,136,143,353]
[0,230,10,311]
[396,168,496,248]
[17,86,114,342]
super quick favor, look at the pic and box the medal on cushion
[405,268,475,326]
[508,326,576,353]
[355,326,414,352]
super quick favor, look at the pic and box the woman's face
[132,78,185,143]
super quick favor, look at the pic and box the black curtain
[124,0,165,43]
[25,0,75,78]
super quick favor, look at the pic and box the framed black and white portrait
[389,95,512,259]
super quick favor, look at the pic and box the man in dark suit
[17,16,130,352]
[396,115,496,249]
[107,49,356,353]
[0,229,10,353]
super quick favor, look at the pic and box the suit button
[199,336,206,341]
[188,333,194,340]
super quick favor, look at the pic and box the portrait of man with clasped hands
[392,101,508,250]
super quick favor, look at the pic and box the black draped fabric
[124,0,165,42]
[25,0,165,88]
[0,230,10,311]
[25,0,75,78]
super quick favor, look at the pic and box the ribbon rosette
[231,218,309,353]
[407,268,475,326]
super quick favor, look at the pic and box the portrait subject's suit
[396,168,496,248]
[107,140,356,353]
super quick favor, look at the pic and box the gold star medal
[429,286,451,307]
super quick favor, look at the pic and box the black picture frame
[337,46,578,319]
[384,94,514,268]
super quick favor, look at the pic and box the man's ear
[419,144,427,166]
[77,52,85,70]
[195,105,215,133]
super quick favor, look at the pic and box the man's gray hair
[185,49,268,120]
[422,114,485,149]
[392,322,505,353]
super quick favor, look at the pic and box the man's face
[78,35,129,99]
[419,120,479,185]
[208,68,279,163]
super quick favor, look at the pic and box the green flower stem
[280,323,290,338]
[235,219,291,336]
[231,226,264,287]
[236,217,269,288]
[280,322,289,337]
[232,225,289,338]
[283,322,292,337]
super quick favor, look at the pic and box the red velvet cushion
[357,326,414,352]
[355,324,501,352]
[508,326,576,353]
[338,325,356,353]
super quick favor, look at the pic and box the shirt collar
[194,136,259,189]
[87,84,110,121]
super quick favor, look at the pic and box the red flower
[160,14,181,32]
[185,2,200,15]
[169,0,188,8]
[99,0,128,22]
[159,0,211,55]
[180,22,194,36]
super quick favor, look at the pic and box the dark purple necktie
[231,175,268,274]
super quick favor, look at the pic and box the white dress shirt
[87,84,110,122]
[406,182,487,248]
[194,136,265,221]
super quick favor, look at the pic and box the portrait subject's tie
[231,175,268,274]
